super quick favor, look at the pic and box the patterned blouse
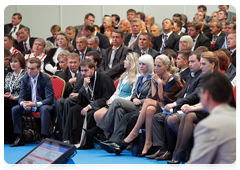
[4,70,27,97]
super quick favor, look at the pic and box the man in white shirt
[16,27,36,53]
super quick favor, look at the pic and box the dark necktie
[161,34,168,52]
[141,52,145,56]
[24,42,28,51]
[10,26,17,36]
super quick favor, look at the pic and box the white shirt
[191,34,200,51]
[10,24,20,39]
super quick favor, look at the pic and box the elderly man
[145,14,155,32]
[118,19,130,38]
[100,29,132,80]
[81,24,110,49]
[150,24,161,37]
[75,13,95,37]
[188,72,236,164]
[153,18,180,53]
[16,27,36,53]
[87,35,102,53]
[72,36,97,62]
[136,32,159,59]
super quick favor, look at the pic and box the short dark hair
[178,51,190,61]
[4,49,11,57]
[189,50,202,61]
[84,24,95,33]
[139,32,152,40]
[4,34,14,41]
[161,49,177,59]
[112,29,124,38]
[198,5,207,11]
[127,9,136,14]
[80,58,95,69]
[173,13,182,20]
[13,13,22,20]
[111,14,120,22]
[174,20,182,28]
[136,12,145,21]
[85,13,95,19]
[218,10,228,17]
[188,20,202,31]
[86,51,101,67]
[10,53,25,69]
[93,24,100,31]
[201,72,232,103]
[27,57,41,69]
[225,21,236,29]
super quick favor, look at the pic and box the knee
[185,112,196,122]
[170,115,180,126]
[12,105,21,116]
[146,106,156,117]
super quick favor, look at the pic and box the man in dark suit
[66,26,77,49]
[82,24,110,49]
[212,21,236,51]
[181,14,188,33]
[124,18,142,51]
[187,20,211,51]
[176,51,191,83]
[10,58,55,147]
[227,31,236,68]
[205,20,225,44]
[173,21,186,37]
[100,29,132,80]
[72,36,97,62]
[75,13,95,37]
[4,13,27,41]
[16,27,36,53]
[87,35,102,55]
[150,51,203,160]
[136,32,159,60]
[46,25,61,47]
[118,19,130,38]
[62,59,115,146]
[153,18,180,53]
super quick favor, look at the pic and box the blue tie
[161,34,168,52]
[32,79,37,112]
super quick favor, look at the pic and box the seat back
[114,78,120,89]
[51,75,66,100]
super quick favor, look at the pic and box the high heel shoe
[119,135,139,147]
[167,150,186,164]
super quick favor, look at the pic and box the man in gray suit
[75,13,95,37]
[188,72,236,164]
[218,5,236,22]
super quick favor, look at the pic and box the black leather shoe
[145,149,166,159]
[137,153,147,157]
[99,142,122,155]
[10,138,25,147]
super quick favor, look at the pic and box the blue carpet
[4,142,168,164]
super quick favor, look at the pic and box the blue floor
[4,142,168,164]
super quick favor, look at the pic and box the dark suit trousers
[12,105,52,136]
[108,110,140,145]
[152,113,165,147]
[163,115,177,151]
[55,97,77,132]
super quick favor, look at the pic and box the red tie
[24,42,28,51]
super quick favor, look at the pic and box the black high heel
[119,135,139,147]
[167,150,186,164]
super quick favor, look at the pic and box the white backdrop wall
[4,5,236,40]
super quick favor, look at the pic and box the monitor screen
[17,139,73,164]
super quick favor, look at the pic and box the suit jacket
[136,48,159,60]
[96,32,111,49]
[205,31,226,42]
[77,70,115,111]
[179,67,191,83]
[152,32,180,52]
[16,37,37,53]
[72,46,97,62]
[225,64,236,81]
[124,33,155,52]
[182,23,188,33]
[57,67,80,98]
[188,104,236,164]
[75,24,83,37]
[71,37,76,49]
[202,24,210,35]
[211,35,226,51]
[130,77,152,104]
[231,50,236,68]
[227,11,236,22]
[99,44,132,80]
[174,69,203,112]
[18,72,55,106]
[194,33,211,51]
[4,23,27,35]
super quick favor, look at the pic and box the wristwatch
[35,102,38,107]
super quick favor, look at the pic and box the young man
[176,51,191,83]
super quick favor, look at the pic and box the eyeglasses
[57,38,66,41]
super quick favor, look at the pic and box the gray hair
[88,35,99,43]
[138,54,154,74]
[131,18,142,27]
[44,40,55,52]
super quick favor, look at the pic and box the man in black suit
[87,35,102,55]
[212,21,236,51]
[46,25,61,47]
[66,26,77,49]
[82,24,110,50]
[176,51,191,83]
[150,51,203,159]
[11,58,55,147]
[100,29,132,80]
[72,36,97,62]
[111,14,120,29]
[4,13,27,41]
[173,21,186,37]
[181,14,188,33]
[62,59,115,146]
[118,19,130,38]
[124,18,142,51]
[187,20,211,51]
[205,20,226,44]
[153,18,180,53]
[16,27,36,53]
[227,31,236,68]
[136,32,159,60]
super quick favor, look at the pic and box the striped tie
[161,34,168,52]
[32,79,37,112]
